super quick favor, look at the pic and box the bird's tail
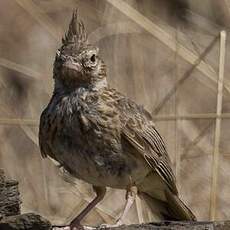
[138,190,196,222]
[165,189,196,221]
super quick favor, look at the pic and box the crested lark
[39,10,196,230]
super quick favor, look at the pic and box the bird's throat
[92,78,108,91]
[54,76,108,93]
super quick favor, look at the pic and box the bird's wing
[39,108,51,158]
[39,106,58,161]
[117,96,178,194]
[39,109,48,158]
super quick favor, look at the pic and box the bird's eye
[90,54,96,62]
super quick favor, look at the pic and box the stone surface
[103,221,230,230]
[0,169,21,217]
[0,213,51,230]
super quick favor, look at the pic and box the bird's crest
[62,9,88,48]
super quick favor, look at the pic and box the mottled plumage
[39,10,196,229]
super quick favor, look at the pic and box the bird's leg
[70,186,106,230]
[115,186,137,225]
[100,186,137,228]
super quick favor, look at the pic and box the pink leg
[116,186,137,225]
[100,186,137,228]
[70,186,106,230]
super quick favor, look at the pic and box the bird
[39,10,196,230]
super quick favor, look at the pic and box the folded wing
[117,96,178,194]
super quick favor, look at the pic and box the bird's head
[54,10,107,90]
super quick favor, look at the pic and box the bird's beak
[63,56,82,73]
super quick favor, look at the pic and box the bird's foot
[52,224,95,230]
[52,226,70,230]
[69,221,87,230]
[99,220,123,229]
[52,221,123,230]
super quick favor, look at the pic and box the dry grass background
[0,0,230,226]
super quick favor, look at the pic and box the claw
[99,220,123,229]
[70,223,83,230]
[52,226,70,230]
[52,225,96,230]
